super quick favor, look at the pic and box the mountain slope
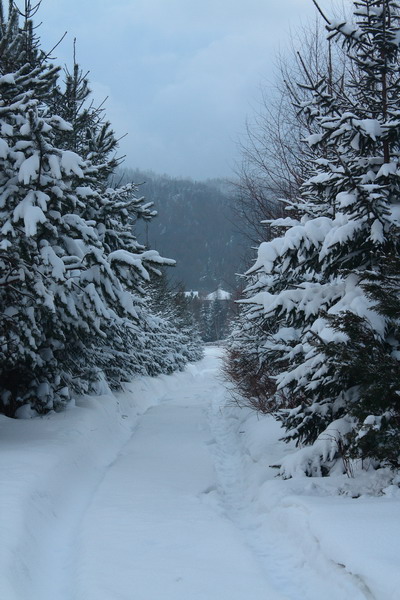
[117,169,246,291]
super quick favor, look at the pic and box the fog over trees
[117,168,247,293]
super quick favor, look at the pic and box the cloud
[39,0,336,179]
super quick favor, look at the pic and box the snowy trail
[207,373,373,600]
[3,348,398,600]
[72,348,371,600]
[74,350,285,600]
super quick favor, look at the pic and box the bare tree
[232,5,350,245]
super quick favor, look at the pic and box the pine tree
[0,1,72,414]
[148,276,203,369]
[231,0,400,473]
[0,2,201,416]
[51,49,205,387]
[171,287,204,362]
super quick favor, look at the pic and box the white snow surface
[206,288,232,301]
[1,348,399,600]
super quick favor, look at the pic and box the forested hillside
[118,169,247,292]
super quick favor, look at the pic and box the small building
[205,287,232,301]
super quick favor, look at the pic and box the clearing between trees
[0,348,398,600]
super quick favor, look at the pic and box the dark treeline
[117,169,248,293]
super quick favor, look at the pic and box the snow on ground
[74,352,283,600]
[0,347,399,600]
[0,373,166,600]
[213,390,400,600]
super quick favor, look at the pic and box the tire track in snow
[206,371,373,600]
[73,349,287,600]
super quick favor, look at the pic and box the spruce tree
[0,2,202,416]
[232,0,400,473]
[0,1,71,414]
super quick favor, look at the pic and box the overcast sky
[39,0,335,180]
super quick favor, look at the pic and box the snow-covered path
[74,349,284,600]
[72,348,374,600]
[2,348,398,600]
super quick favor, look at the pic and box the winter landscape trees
[1,2,400,598]
[227,0,400,475]
[1,0,399,481]
[0,0,202,417]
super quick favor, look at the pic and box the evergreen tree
[52,51,204,386]
[0,1,72,414]
[148,276,203,367]
[171,287,204,362]
[231,0,400,473]
[0,2,203,416]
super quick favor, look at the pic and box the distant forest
[117,169,248,293]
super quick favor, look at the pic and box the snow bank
[2,350,400,600]
[0,373,178,600]
[279,416,354,479]
[216,399,400,600]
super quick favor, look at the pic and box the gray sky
[39,0,335,180]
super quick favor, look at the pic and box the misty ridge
[116,168,249,294]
